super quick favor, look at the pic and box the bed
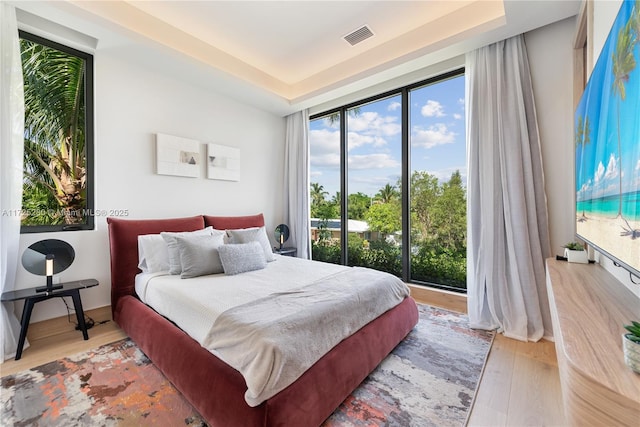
[107,214,419,427]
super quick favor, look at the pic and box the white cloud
[347,132,389,150]
[594,161,605,183]
[347,111,400,137]
[309,128,340,168]
[411,123,456,148]
[388,101,401,111]
[604,153,618,181]
[453,113,462,120]
[348,153,400,170]
[310,153,340,168]
[458,98,465,105]
[421,100,445,117]
[576,179,592,201]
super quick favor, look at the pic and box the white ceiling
[127,0,479,84]
[13,1,581,116]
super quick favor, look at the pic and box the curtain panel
[284,110,311,259]
[466,35,552,342]
[1,3,26,361]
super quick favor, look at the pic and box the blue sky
[575,0,640,202]
[310,75,466,198]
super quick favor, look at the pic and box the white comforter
[135,255,410,406]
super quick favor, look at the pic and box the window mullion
[340,107,348,265]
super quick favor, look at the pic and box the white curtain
[466,35,552,342]
[0,3,26,361]
[284,110,311,259]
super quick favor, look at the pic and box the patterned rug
[1,304,493,426]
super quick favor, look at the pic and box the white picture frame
[156,133,200,178]
[207,143,240,181]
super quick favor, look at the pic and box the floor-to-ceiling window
[309,112,342,264]
[310,69,466,292]
[409,75,467,290]
[346,95,402,276]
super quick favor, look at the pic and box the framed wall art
[207,143,240,181]
[156,133,200,178]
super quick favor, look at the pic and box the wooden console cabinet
[546,258,640,426]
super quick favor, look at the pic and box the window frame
[310,68,466,293]
[19,30,95,234]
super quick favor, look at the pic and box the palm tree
[326,107,361,125]
[331,191,341,206]
[611,18,636,218]
[310,182,328,207]
[574,115,591,221]
[21,38,87,225]
[375,183,398,204]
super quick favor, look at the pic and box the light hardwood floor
[0,287,567,426]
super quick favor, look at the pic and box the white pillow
[218,242,267,275]
[226,226,275,262]
[138,234,169,273]
[161,227,222,274]
[176,233,225,279]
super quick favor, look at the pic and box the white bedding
[135,255,348,345]
[135,255,411,406]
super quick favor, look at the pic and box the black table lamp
[21,239,74,293]
[275,224,290,250]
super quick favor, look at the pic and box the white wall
[15,45,286,323]
[525,17,577,257]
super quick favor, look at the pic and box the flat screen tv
[574,0,640,279]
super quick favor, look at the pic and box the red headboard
[107,214,267,316]
[107,216,205,314]
[203,213,264,229]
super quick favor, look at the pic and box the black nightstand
[1,279,98,360]
[274,247,297,257]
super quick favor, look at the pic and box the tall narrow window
[309,113,342,264]
[347,95,402,276]
[19,31,94,233]
[409,75,467,290]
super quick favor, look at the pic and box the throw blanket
[203,267,411,407]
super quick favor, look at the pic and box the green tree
[21,38,87,225]
[316,203,338,221]
[432,171,466,253]
[310,182,329,218]
[331,191,341,206]
[365,202,401,236]
[375,183,399,204]
[410,171,440,241]
[347,192,371,220]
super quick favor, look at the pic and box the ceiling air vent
[344,25,374,46]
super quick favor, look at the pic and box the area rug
[1,304,493,426]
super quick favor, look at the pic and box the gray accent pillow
[218,241,267,275]
[161,227,220,274]
[176,233,225,279]
[226,226,275,262]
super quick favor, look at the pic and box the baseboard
[408,284,467,314]
[26,305,113,342]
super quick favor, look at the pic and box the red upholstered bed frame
[107,214,419,427]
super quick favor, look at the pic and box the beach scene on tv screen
[574,0,640,273]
